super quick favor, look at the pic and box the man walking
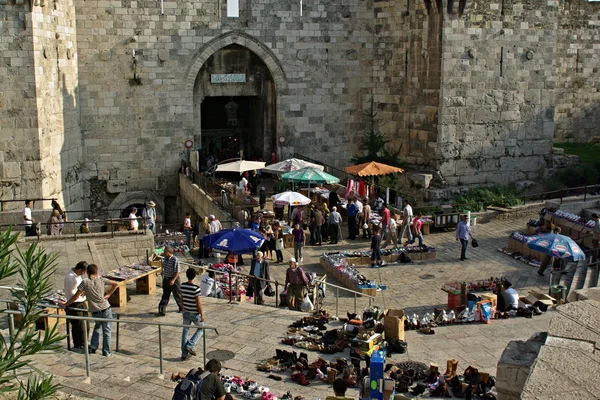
[180,268,205,360]
[64,261,89,351]
[455,215,473,261]
[64,264,119,357]
[284,257,310,311]
[292,222,305,262]
[370,225,383,268]
[142,201,157,233]
[362,201,372,239]
[23,200,35,237]
[410,212,424,247]
[183,212,192,248]
[347,199,358,240]
[329,206,342,244]
[382,212,398,248]
[399,200,413,243]
[157,246,184,316]
[249,251,270,305]
[381,202,391,241]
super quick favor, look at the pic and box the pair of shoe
[460,257,468,261]
[186,346,197,356]
[156,311,166,317]
[537,271,545,276]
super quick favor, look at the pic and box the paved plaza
[17,214,558,399]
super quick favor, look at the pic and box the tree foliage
[351,98,405,168]
[0,230,64,399]
[454,186,523,212]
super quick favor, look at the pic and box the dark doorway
[201,96,262,160]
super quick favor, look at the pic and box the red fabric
[382,207,390,226]
[357,181,366,197]
[413,216,422,232]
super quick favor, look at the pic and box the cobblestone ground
[23,215,553,399]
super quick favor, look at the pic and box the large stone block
[0,162,21,179]
[107,180,126,193]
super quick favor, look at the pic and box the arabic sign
[211,74,246,83]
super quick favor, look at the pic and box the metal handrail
[174,257,375,316]
[2,308,218,378]
[0,218,149,240]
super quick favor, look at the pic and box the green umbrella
[281,167,340,184]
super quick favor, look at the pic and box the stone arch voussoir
[184,31,287,96]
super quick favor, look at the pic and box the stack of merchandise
[210,263,247,298]
[103,266,145,281]
[155,239,188,253]
[42,290,66,306]
[320,254,383,291]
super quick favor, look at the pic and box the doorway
[201,96,262,160]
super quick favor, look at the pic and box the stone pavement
[16,214,558,399]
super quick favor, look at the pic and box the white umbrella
[271,191,311,206]
[262,158,324,174]
[215,160,266,173]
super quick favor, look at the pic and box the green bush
[545,163,600,190]
[455,186,523,212]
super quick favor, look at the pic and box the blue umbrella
[202,228,265,255]
[527,233,585,261]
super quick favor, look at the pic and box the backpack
[172,369,210,400]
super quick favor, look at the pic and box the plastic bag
[300,294,314,312]
[481,302,492,322]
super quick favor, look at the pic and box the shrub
[455,186,523,212]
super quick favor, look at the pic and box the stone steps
[34,348,177,400]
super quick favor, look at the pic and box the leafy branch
[0,230,65,399]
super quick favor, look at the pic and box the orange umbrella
[344,161,404,177]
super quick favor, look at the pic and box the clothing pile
[206,263,248,298]
[320,254,379,289]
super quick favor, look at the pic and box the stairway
[560,257,599,300]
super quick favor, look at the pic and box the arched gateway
[184,32,287,161]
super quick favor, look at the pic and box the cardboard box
[526,290,556,306]
[383,309,405,341]
[149,254,162,269]
[350,333,383,352]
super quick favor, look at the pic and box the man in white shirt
[64,261,88,350]
[355,198,363,214]
[23,200,35,237]
[129,207,139,230]
[503,280,519,310]
[209,215,222,234]
[239,176,248,193]
[382,212,398,248]
[200,270,223,299]
[399,200,413,243]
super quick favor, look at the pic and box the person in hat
[284,257,309,311]
[80,218,91,234]
[209,215,222,234]
[455,214,473,261]
[142,201,157,233]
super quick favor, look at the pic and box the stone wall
[437,0,558,186]
[0,0,83,212]
[372,0,443,166]
[0,2,41,209]
[32,0,84,210]
[74,0,374,214]
[554,0,600,143]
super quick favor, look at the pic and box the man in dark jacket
[249,251,270,305]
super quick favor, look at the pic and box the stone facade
[1,0,599,215]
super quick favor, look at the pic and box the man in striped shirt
[157,246,184,316]
[180,268,205,360]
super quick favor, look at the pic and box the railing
[175,258,376,317]
[519,184,600,205]
[0,217,150,240]
[1,308,218,378]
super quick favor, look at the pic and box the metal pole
[83,320,90,378]
[158,325,163,375]
[8,313,15,344]
[203,329,207,366]
[116,313,120,352]
[228,271,233,303]
[66,311,71,350]
[275,282,279,308]
[354,292,357,314]
[335,287,339,318]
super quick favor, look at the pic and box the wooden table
[105,268,161,308]
[9,302,66,330]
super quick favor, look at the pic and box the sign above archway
[211,74,246,83]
